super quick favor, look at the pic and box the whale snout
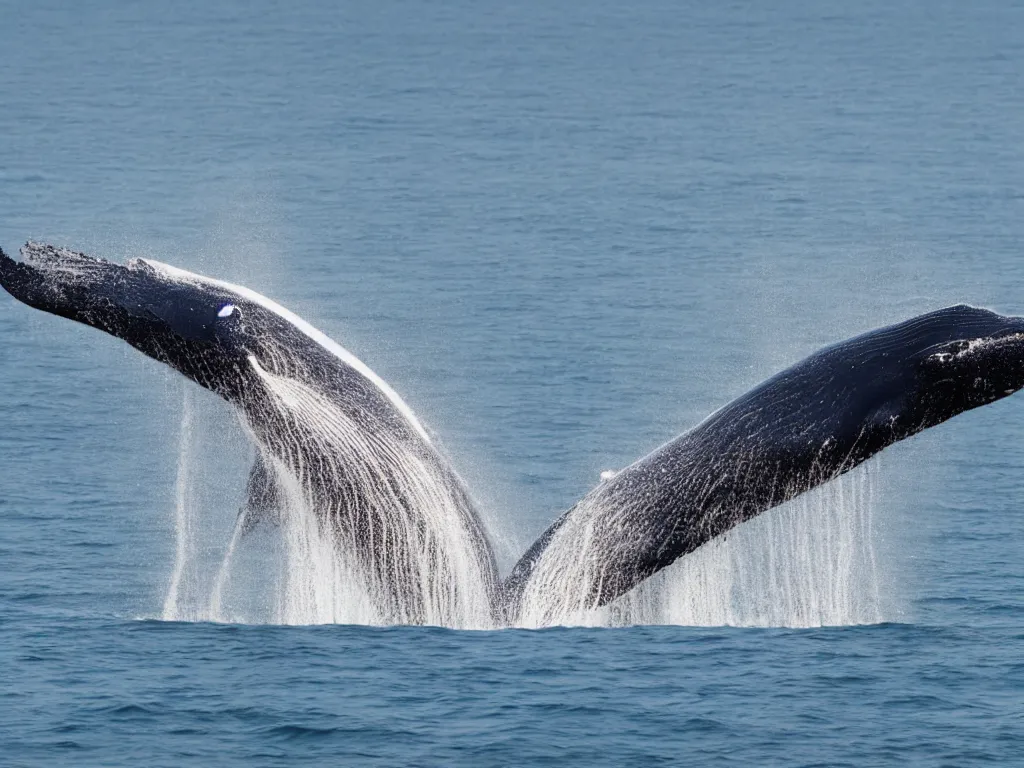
[20,241,108,275]
[0,242,256,399]
[0,242,220,340]
[0,242,145,334]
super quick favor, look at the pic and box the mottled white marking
[957,333,1024,358]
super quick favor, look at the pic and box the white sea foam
[517,463,887,629]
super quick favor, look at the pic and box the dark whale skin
[505,305,1024,623]
[0,242,500,626]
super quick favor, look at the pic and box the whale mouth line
[928,332,1024,365]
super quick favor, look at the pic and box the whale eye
[217,303,239,318]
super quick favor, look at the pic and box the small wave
[103,703,159,718]
[264,724,342,741]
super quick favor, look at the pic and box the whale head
[0,242,281,399]
[0,242,429,440]
[908,304,1024,426]
[821,304,1024,442]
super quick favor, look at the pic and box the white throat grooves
[140,259,432,444]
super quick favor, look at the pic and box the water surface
[2,0,1023,764]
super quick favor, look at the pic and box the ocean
[1,0,1022,764]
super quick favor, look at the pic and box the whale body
[505,304,1024,626]
[4,241,1023,628]
[0,243,499,627]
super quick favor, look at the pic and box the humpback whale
[3,240,1022,628]
[0,243,499,627]
[505,304,1024,626]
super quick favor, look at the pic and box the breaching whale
[0,243,499,627]
[3,241,1023,628]
[505,304,1024,626]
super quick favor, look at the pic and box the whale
[505,304,1024,626]
[5,241,1023,629]
[0,242,499,627]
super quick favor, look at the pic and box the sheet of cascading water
[208,513,246,621]
[161,385,198,621]
[268,453,382,626]
[161,382,266,624]
[164,376,894,629]
[660,466,884,627]
[167,377,484,627]
[555,460,893,629]
[204,412,387,626]
[235,356,495,629]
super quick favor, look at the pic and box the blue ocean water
[2,0,1024,764]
